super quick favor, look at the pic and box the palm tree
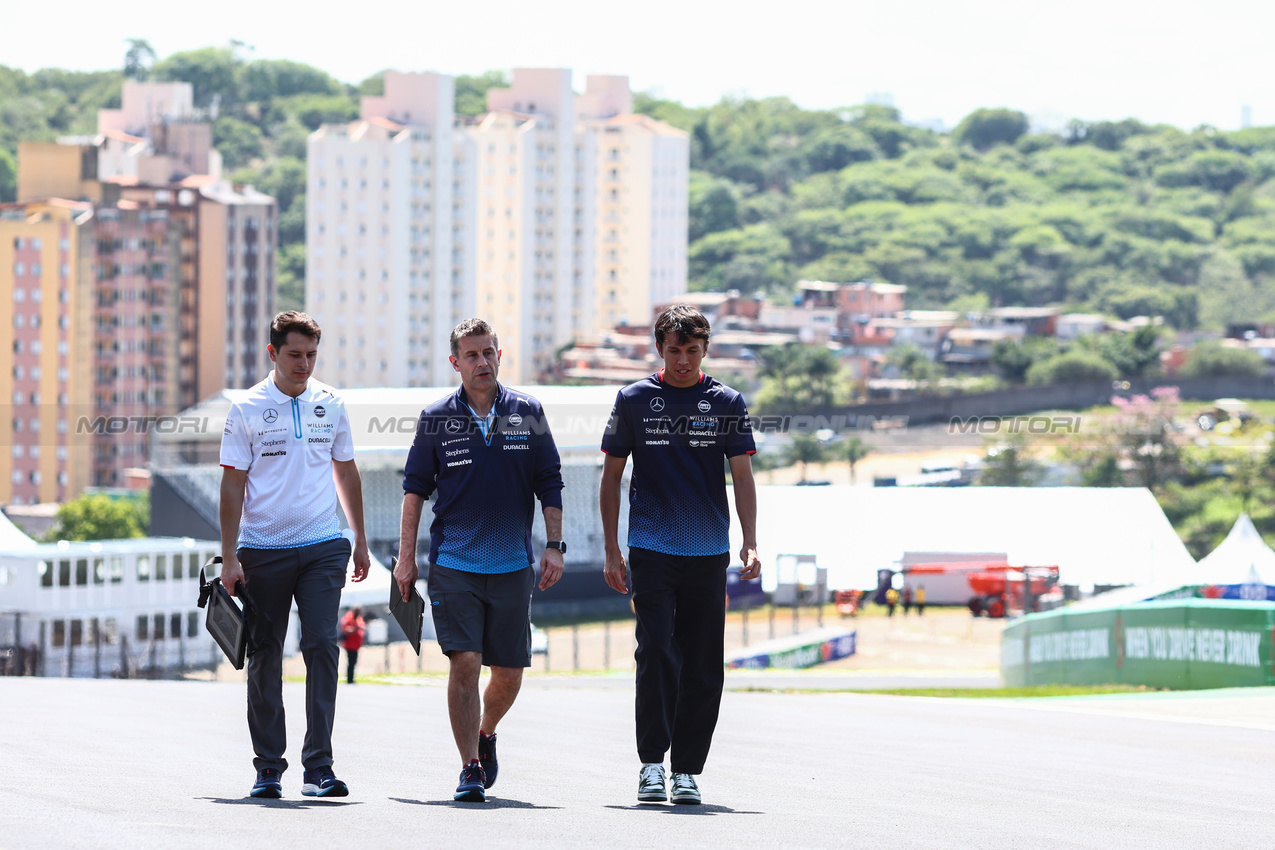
[799,346,842,409]
[840,436,871,483]
[786,433,829,481]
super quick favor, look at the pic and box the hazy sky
[6,0,1272,131]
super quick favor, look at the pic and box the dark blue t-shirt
[403,384,564,574]
[601,370,755,557]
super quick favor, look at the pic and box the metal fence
[0,611,222,679]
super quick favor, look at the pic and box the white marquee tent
[0,511,36,550]
[729,486,1196,593]
[1193,513,1275,586]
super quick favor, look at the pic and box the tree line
[636,97,1275,333]
[8,45,1275,332]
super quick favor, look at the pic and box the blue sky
[7,0,1272,131]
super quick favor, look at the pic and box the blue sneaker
[301,765,349,798]
[478,731,498,789]
[251,767,282,798]
[454,760,486,802]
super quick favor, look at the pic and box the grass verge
[737,684,1166,698]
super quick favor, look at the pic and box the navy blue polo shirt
[403,384,565,574]
[601,370,756,557]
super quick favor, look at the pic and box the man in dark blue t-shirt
[395,318,566,803]
[600,304,761,806]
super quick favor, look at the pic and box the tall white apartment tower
[577,76,689,329]
[472,69,592,383]
[470,71,687,382]
[308,69,686,387]
[306,72,476,388]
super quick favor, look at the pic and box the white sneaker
[638,763,667,803]
[670,772,701,805]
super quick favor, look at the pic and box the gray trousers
[240,537,350,773]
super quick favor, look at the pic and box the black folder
[198,558,248,670]
[389,557,425,656]
[197,557,271,670]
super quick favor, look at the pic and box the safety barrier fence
[1001,599,1275,688]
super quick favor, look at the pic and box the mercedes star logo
[650,397,665,412]
[263,409,278,423]
[446,419,463,433]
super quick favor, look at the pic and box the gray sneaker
[638,763,666,803]
[671,772,701,805]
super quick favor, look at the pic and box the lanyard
[462,401,497,446]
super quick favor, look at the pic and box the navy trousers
[629,547,729,775]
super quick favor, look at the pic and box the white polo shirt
[219,372,356,549]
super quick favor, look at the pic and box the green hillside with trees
[645,97,1275,333]
[7,43,1275,333]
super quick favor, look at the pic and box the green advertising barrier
[1001,599,1275,689]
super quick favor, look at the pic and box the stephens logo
[650,397,666,412]
[314,405,326,418]
[446,419,463,433]
[263,409,278,423]
[508,413,523,427]
[698,400,712,413]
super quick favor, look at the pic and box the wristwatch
[546,540,568,554]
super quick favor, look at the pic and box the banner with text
[1001,599,1275,689]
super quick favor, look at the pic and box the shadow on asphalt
[199,797,363,808]
[391,797,562,810]
[605,804,763,816]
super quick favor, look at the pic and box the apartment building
[0,201,94,504]
[307,72,473,388]
[89,205,181,485]
[3,82,274,498]
[307,68,688,386]
[588,112,688,330]
[18,80,273,403]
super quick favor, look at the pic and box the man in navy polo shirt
[394,318,566,803]
[600,304,761,806]
[219,311,372,800]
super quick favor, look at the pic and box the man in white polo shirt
[219,311,371,799]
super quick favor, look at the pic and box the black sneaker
[301,765,349,798]
[637,763,666,803]
[251,767,282,799]
[671,772,701,805]
[478,731,498,789]
[454,760,487,802]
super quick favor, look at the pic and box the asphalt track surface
[2,676,1274,849]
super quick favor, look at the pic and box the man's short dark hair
[653,305,711,350]
[269,311,322,350]
[450,318,499,357]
